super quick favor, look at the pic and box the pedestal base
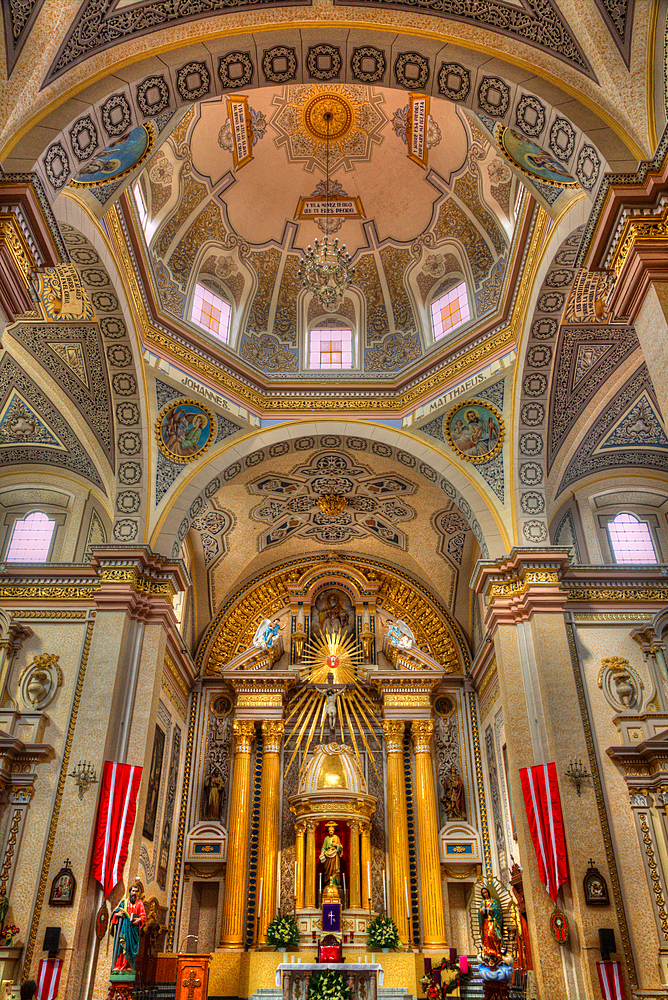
[106,983,134,1000]
[482,982,509,1000]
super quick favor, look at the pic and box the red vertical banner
[91,761,143,898]
[597,961,625,1000]
[37,958,63,1000]
[519,763,568,901]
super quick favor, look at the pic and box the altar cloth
[276,962,384,987]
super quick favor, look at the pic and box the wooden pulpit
[175,954,211,1000]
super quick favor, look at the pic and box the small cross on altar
[182,970,202,1000]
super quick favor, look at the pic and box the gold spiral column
[305,820,316,907]
[220,720,256,949]
[382,720,410,943]
[257,720,285,945]
[412,720,448,949]
[295,821,306,910]
[349,821,361,909]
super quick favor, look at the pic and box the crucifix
[182,970,202,1000]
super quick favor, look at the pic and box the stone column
[305,821,316,908]
[382,720,410,943]
[412,720,448,949]
[220,720,256,949]
[256,721,285,944]
[473,549,632,1000]
[295,821,306,910]
[349,821,361,909]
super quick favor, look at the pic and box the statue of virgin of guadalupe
[478,885,504,962]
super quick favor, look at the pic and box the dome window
[430,281,470,341]
[607,512,658,564]
[191,283,231,343]
[6,511,56,562]
[309,327,353,370]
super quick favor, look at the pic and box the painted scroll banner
[408,94,429,168]
[227,95,254,171]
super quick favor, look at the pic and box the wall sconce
[69,760,98,800]
[565,758,590,796]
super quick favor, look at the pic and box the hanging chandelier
[299,110,354,313]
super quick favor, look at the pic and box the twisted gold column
[295,821,306,910]
[257,721,285,945]
[382,720,410,943]
[412,720,448,949]
[220,720,256,948]
[305,820,316,907]
[349,821,361,909]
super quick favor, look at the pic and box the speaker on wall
[43,926,60,956]
[599,928,616,961]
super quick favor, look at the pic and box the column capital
[233,719,256,753]
[411,720,434,753]
[262,720,285,752]
[472,547,570,632]
[382,719,405,752]
[89,545,189,623]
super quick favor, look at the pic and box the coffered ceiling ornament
[249,451,416,550]
[270,84,387,172]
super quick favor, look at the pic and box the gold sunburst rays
[299,628,363,686]
[284,628,381,778]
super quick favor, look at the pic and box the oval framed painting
[498,126,578,187]
[71,123,155,186]
[156,399,216,464]
[445,398,504,463]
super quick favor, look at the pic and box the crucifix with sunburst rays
[283,627,381,779]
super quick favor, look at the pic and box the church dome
[298,743,368,795]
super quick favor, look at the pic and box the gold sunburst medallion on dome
[303,93,354,143]
[270,84,387,172]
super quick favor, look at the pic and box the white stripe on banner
[37,962,48,1000]
[100,762,117,891]
[613,962,623,1000]
[111,764,135,889]
[527,768,552,897]
[544,764,559,900]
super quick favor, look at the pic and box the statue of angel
[387,619,415,650]
[253,618,285,650]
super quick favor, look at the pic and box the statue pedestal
[296,908,373,945]
[175,953,211,1000]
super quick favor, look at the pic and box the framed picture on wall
[583,861,610,906]
[49,861,76,907]
[143,725,165,841]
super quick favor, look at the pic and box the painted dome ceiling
[136,85,522,383]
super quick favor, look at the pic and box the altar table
[276,962,384,1000]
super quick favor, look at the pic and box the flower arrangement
[308,970,352,1000]
[366,913,401,951]
[420,957,470,998]
[266,913,300,950]
[1,924,19,947]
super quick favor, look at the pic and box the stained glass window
[309,328,353,370]
[192,284,231,343]
[6,512,56,562]
[431,282,470,340]
[608,512,658,564]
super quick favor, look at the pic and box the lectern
[175,954,211,1000]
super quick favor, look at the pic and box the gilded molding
[261,720,285,753]
[567,587,668,602]
[233,719,256,753]
[639,812,668,941]
[0,585,98,601]
[610,208,668,277]
[382,720,405,753]
[168,690,198,950]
